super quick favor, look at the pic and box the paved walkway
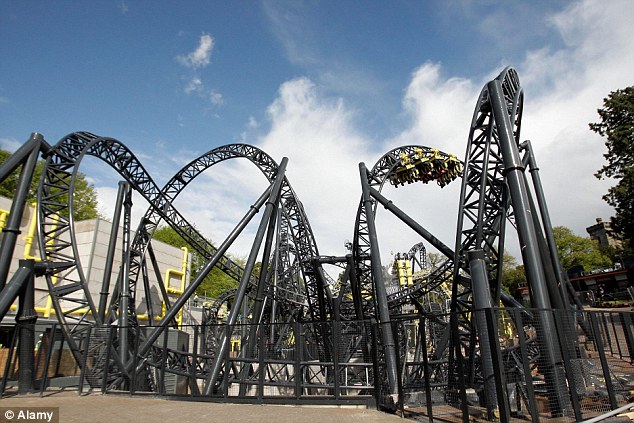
[0,391,403,423]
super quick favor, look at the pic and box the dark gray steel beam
[359,162,399,398]
[146,241,175,327]
[126,182,274,375]
[489,80,549,308]
[99,181,129,323]
[346,254,365,321]
[468,250,498,418]
[203,158,288,395]
[0,133,49,182]
[521,140,573,308]
[240,193,280,393]
[369,186,454,260]
[118,188,133,363]
[489,80,568,416]
[16,259,37,394]
[0,133,42,291]
[0,266,30,320]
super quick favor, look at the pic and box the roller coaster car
[389,149,462,188]
[393,158,419,186]
[446,154,461,170]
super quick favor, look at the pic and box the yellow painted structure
[2,202,190,324]
[396,259,413,286]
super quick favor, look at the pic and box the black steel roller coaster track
[37,134,325,382]
[450,67,522,341]
[351,145,462,321]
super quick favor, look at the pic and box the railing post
[419,316,434,422]
[0,326,18,394]
[78,326,92,395]
[294,322,302,399]
[609,312,624,358]
[101,326,114,394]
[39,324,58,397]
[370,320,381,410]
[512,308,539,423]
[392,321,405,417]
[258,323,265,401]
[553,309,581,420]
[222,323,230,397]
[333,320,341,400]
[16,259,37,395]
[599,312,614,355]
[485,308,510,422]
[589,312,618,409]
[159,329,168,396]
[190,325,200,396]
[129,329,140,395]
[620,313,634,361]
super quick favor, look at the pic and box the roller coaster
[1,67,633,422]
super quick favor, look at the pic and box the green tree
[152,225,239,299]
[553,226,612,271]
[501,252,526,300]
[0,149,99,221]
[590,86,634,249]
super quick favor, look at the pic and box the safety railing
[1,308,633,421]
[387,308,634,422]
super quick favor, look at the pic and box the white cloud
[516,0,634,246]
[183,76,224,107]
[262,1,316,67]
[184,76,203,94]
[245,0,632,265]
[255,77,374,257]
[389,62,478,156]
[177,34,214,69]
[209,90,224,106]
[90,0,631,271]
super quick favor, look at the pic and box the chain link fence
[2,308,633,421]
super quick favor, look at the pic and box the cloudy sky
[1,0,632,266]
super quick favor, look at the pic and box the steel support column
[0,133,42,291]
[468,250,498,419]
[239,195,280,394]
[203,158,288,395]
[118,187,133,364]
[99,181,128,323]
[16,259,37,394]
[369,186,454,260]
[489,80,568,416]
[359,162,399,399]
[126,182,275,375]
[521,140,570,305]
[0,267,30,320]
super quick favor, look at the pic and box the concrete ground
[0,391,404,423]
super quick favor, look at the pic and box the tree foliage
[590,86,634,249]
[152,225,240,299]
[553,226,612,271]
[501,252,525,300]
[0,149,99,221]
[500,226,613,298]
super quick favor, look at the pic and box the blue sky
[1,0,633,263]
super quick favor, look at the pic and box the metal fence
[2,308,633,422]
[387,308,634,422]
